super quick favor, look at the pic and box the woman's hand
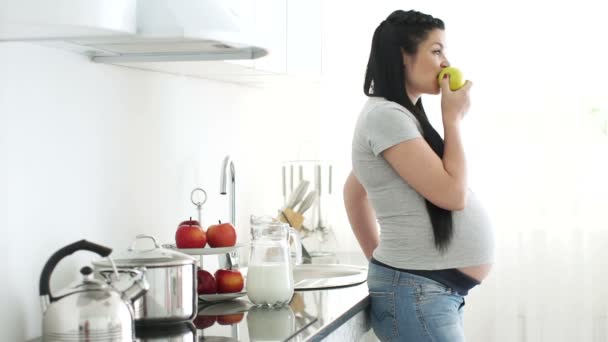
[440,75,472,126]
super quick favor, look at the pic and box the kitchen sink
[239,264,367,291]
[292,264,367,290]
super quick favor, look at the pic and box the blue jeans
[367,261,467,341]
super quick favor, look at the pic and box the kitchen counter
[29,253,375,342]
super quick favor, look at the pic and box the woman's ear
[402,52,411,68]
[401,48,414,68]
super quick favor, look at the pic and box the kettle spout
[122,267,149,304]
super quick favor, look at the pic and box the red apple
[217,313,244,325]
[178,218,199,226]
[206,220,237,248]
[197,269,217,295]
[214,269,244,293]
[193,315,216,329]
[175,218,206,248]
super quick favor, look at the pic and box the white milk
[246,263,294,306]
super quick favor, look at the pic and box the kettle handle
[39,240,112,302]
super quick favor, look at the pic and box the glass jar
[246,215,302,306]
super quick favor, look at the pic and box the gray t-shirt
[352,97,495,269]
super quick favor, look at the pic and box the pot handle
[39,240,112,302]
[129,234,161,251]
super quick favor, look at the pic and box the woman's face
[402,29,450,97]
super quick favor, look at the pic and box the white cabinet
[285,0,322,78]
[224,0,323,82]
[252,0,323,78]
[250,0,287,74]
[128,0,324,85]
[0,0,323,85]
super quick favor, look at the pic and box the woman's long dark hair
[364,10,453,253]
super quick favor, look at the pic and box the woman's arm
[382,126,467,211]
[382,80,472,211]
[343,171,379,260]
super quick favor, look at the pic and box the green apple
[437,66,465,91]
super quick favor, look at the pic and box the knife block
[282,160,333,232]
[278,208,304,230]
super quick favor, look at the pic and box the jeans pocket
[418,281,451,298]
[369,291,397,341]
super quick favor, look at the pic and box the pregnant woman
[343,9,495,342]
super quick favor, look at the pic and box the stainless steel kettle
[39,240,149,342]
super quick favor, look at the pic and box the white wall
[0,42,323,341]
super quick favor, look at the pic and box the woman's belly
[458,263,493,282]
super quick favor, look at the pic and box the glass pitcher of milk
[247,215,302,306]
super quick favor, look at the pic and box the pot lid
[93,235,196,268]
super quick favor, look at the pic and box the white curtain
[463,97,608,341]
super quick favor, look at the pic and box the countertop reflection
[196,282,369,342]
[198,253,370,341]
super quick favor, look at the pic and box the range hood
[0,0,268,62]
[85,0,268,63]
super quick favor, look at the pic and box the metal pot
[93,235,198,325]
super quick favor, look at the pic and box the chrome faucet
[219,155,238,269]
[220,155,236,226]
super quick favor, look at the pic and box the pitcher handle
[288,228,302,265]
